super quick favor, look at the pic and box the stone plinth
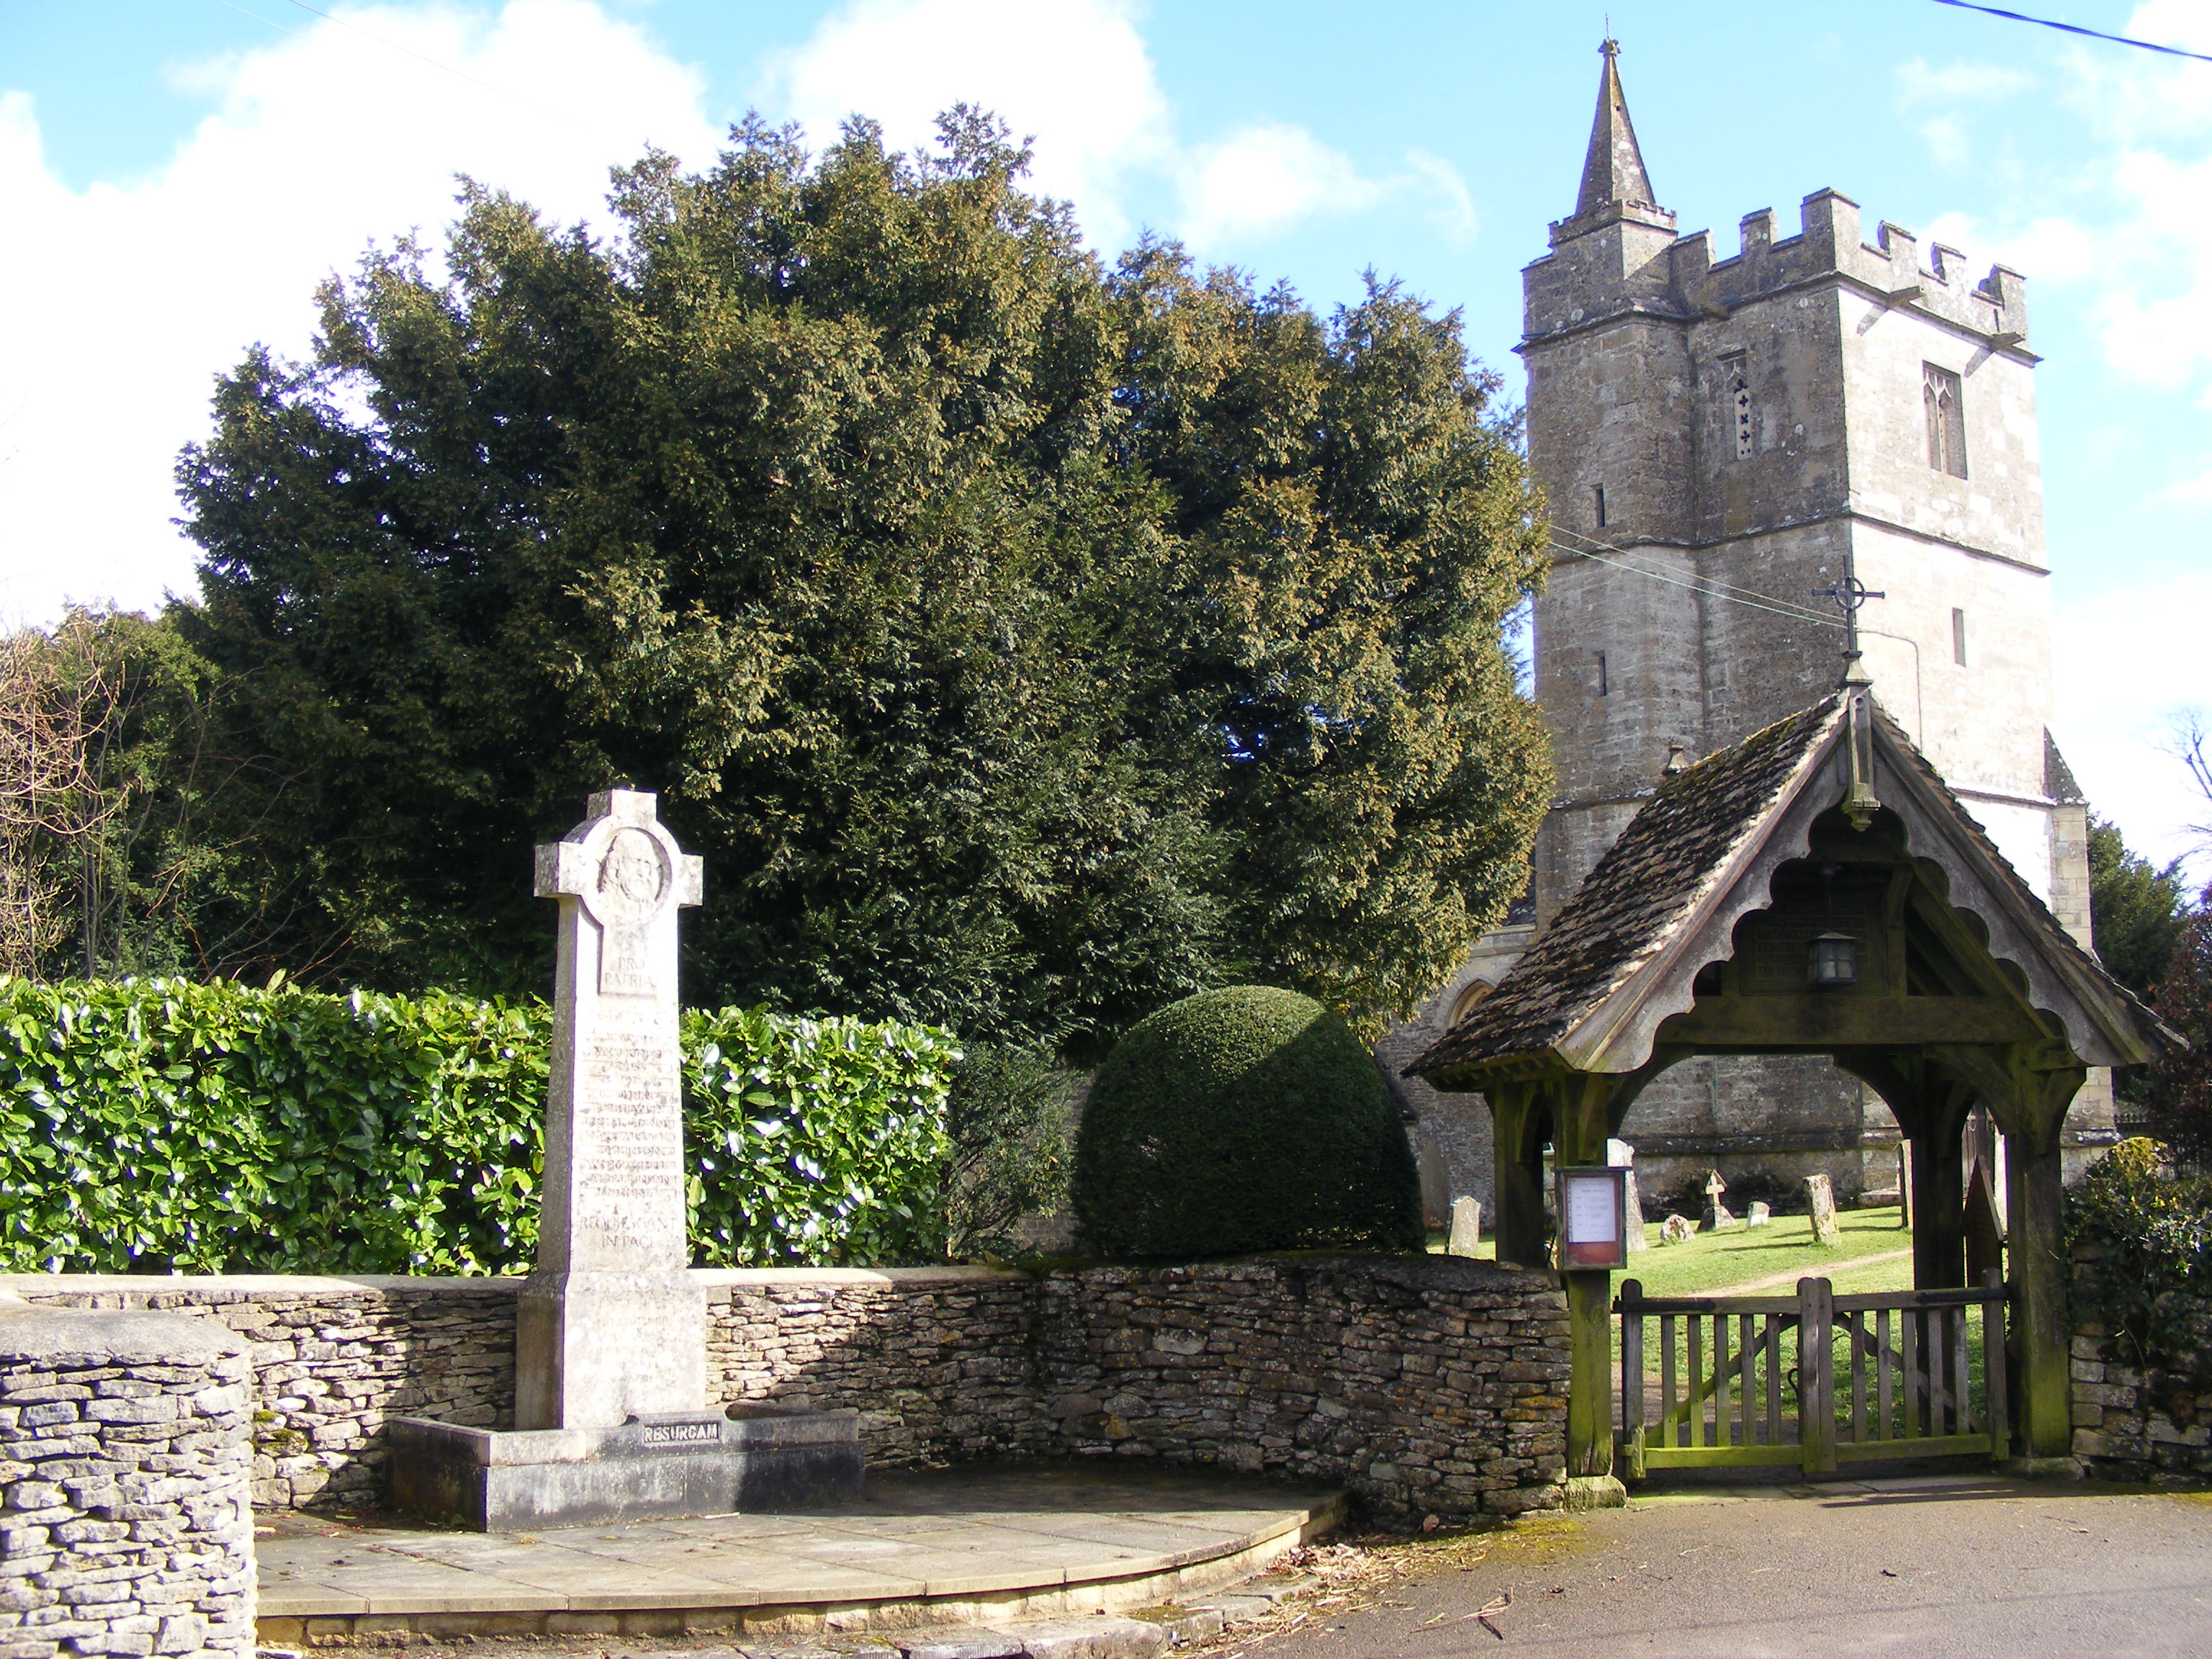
[388,1405,863,1530]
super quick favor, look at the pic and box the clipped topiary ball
[1072,986,1425,1258]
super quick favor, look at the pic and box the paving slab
[256,1462,1341,1640]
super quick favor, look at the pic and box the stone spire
[1574,38,1658,217]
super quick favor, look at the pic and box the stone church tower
[1383,40,2113,1216]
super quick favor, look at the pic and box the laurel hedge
[0,976,958,1274]
[1071,985,1425,1258]
[2067,1138,2212,1372]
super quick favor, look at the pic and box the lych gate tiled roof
[1408,696,1843,1079]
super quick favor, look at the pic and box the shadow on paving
[261,1462,1341,1535]
[1205,1473,2212,1659]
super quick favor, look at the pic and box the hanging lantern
[1809,932,1859,988]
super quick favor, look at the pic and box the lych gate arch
[1409,683,2177,1496]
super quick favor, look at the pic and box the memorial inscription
[641,1421,721,1447]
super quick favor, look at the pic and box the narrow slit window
[1593,485,1607,527]
[1952,607,1968,666]
[1924,363,1966,478]
[1596,652,1609,697]
[1732,375,1753,460]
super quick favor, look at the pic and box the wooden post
[2006,1136,2072,1458]
[1982,1267,2010,1457]
[1486,1086,1548,1269]
[1554,1075,1617,1485]
[1566,1270,1615,1478]
[1898,1141,1914,1230]
[1620,1280,1646,1482]
[1910,1115,1968,1288]
[1799,1277,1837,1478]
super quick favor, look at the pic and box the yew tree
[176,112,1550,1051]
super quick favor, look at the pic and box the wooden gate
[1617,1271,2010,1478]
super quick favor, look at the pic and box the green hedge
[1072,985,1425,1258]
[2067,1139,2212,1370]
[0,976,958,1274]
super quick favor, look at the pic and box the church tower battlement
[1520,40,2059,925]
[1377,39,2113,1226]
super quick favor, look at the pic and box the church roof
[1575,39,1659,217]
[1409,691,2177,1084]
[1414,698,1838,1079]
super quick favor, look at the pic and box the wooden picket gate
[1617,1271,2010,1478]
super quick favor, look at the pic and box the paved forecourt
[255,1464,1343,1642]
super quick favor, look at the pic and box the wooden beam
[1661,996,2041,1048]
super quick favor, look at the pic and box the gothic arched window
[1924,363,1966,478]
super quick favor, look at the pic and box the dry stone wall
[1035,1257,1567,1516]
[0,1303,254,1659]
[2,1280,514,1512]
[5,1257,1570,1521]
[2070,1295,2212,1483]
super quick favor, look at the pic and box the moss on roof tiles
[1410,696,1843,1078]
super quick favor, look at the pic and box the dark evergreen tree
[2088,817,2190,1002]
[2147,894,2212,1170]
[174,112,1550,1049]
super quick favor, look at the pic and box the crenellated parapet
[1527,189,2032,360]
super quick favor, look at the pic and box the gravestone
[1805,1172,1841,1246]
[1609,1138,1647,1254]
[1447,1196,1483,1257]
[1699,1169,1734,1231]
[1746,1201,1771,1228]
[1660,1213,1694,1246]
[1964,1159,2005,1283]
[388,790,861,1528]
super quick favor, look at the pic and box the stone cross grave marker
[1804,1172,1842,1246]
[518,788,706,1431]
[1699,1168,1734,1232]
[1447,1197,1483,1257]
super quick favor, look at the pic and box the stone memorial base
[387,1404,864,1531]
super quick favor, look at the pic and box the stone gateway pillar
[517,789,705,1430]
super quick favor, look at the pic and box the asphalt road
[1256,1473,2212,1658]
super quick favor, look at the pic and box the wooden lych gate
[1407,680,2178,1497]
[1618,1273,2008,1477]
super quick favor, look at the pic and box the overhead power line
[1927,0,2212,66]
[1547,529,1846,631]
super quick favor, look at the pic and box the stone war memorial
[390,789,864,1529]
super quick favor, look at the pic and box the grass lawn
[1618,1205,1912,1300]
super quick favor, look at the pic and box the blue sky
[1,0,2207,866]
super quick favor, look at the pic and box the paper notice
[1565,1174,1619,1245]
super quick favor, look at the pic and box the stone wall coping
[0,1301,252,1362]
[1,1270,531,1296]
[5,1254,1552,1299]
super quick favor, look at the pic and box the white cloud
[763,0,1169,253]
[1179,121,1380,244]
[1893,58,2033,170]
[766,0,1476,256]
[0,0,720,627]
[2051,570,2212,873]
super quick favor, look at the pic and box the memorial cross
[517,789,708,1431]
